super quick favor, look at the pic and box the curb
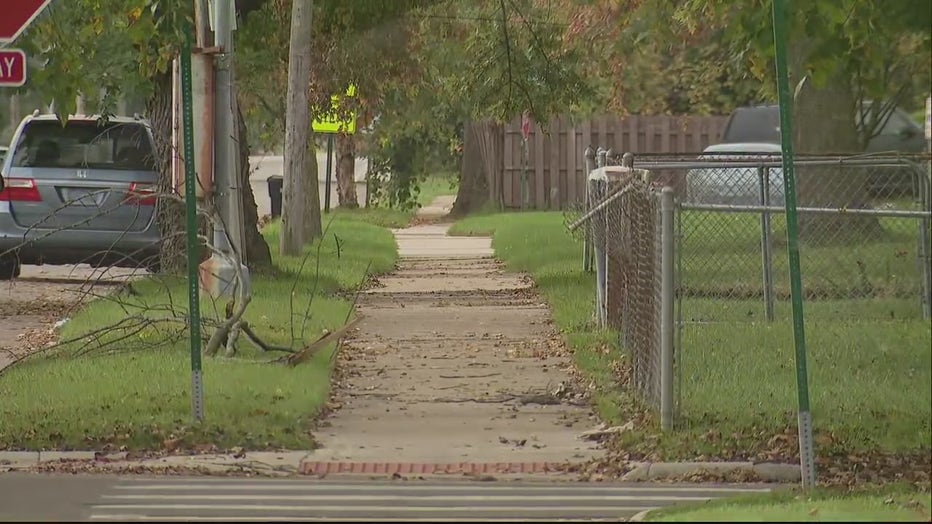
[1,451,801,484]
[620,461,800,482]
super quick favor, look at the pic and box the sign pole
[325,135,334,213]
[181,21,205,423]
[772,0,816,490]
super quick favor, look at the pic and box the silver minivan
[0,113,162,280]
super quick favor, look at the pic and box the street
[0,474,771,522]
[248,154,369,217]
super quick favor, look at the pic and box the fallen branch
[283,315,363,367]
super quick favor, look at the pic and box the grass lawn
[646,486,931,522]
[416,173,459,208]
[450,211,932,458]
[0,212,398,451]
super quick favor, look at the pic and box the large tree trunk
[235,96,272,270]
[281,0,322,256]
[336,133,359,208]
[148,71,188,274]
[790,44,881,243]
[451,122,491,216]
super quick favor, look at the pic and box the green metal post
[181,24,204,422]
[325,135,334,213]
[772,0,815,489]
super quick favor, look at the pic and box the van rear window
[722,107,782,144]
[11,120,156,171]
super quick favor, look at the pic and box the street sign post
[772,0,816,491]
[0,50,27,87]
[181,22,205,423]
[0,0,52,44]
[521,111,532,209]
[312,85,358,213]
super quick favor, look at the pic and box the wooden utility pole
[281,0,321,255]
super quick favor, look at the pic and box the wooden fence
[493,114,729,210]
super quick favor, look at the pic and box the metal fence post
[759,166,776,321]
[660,187,676,432]
[584,146,596,273]
[593,179,607,328]
[918,168,932,320]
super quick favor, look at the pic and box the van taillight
[126,183,157,206]
[0,178,42,202]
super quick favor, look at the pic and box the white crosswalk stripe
[89,479,771,522]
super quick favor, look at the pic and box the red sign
[0,0,52,43]
[521,111,532,141]
[0,50,27,87]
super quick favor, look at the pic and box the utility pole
[202,0,251,297]
[280,0,315,255]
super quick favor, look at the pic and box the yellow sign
[312,84,358,134]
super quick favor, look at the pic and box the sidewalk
[299,196,604,473]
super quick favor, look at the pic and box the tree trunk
[281,0,321,256]
[148,70,188,274]
[235,96,272,270]
[336,133,359,208]
[791,47,881,243]
[451,122,490,216]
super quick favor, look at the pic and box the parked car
[686,142,785,206]
[722,103,926,196]
[722,103,925,152]
[0,112,161,280]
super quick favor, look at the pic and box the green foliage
[20,0,191,118]
[414,0,596,124]
[673,0,932,134]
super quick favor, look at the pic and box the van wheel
[0,257,21,281]
[144,257,161,275]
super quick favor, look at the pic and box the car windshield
[10,120,156,171]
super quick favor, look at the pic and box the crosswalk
[87,478,771,522]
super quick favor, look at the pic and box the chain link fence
[571,148,676,429]
[575,148,932,435]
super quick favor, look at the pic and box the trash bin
[267,175,283,218]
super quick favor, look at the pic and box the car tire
[144,257,161,275]
[0,257,22,281]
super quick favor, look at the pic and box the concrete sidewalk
[300,196,604,470]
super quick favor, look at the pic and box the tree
[22,0,273,271]
[280,0,320,256]
[402,0,598,214]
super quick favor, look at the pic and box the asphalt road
[0,474,771,522]
[248,155,368,217]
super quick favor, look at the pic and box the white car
[685,142,785,206]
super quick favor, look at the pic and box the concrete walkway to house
[302,197,603,471]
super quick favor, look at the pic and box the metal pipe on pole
[205,0,251,298]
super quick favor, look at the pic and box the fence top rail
[612,151,932,161]
[680,202,932,219]
[625,158,931,170]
